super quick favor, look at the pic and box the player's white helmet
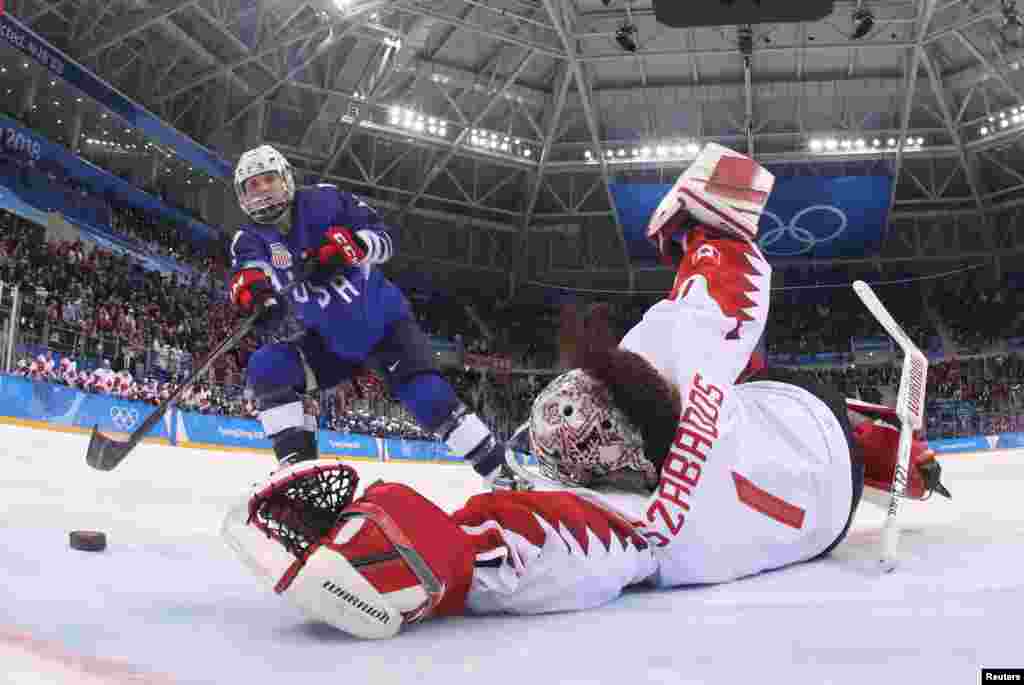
[528,369,657,491]
[235,144,296,223]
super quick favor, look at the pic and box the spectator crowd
[7,198,1024,445]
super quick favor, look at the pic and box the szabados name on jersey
[642,372,724,548]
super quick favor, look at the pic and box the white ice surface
[0,422,1022,684]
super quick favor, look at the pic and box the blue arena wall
[929,433,1024,454]
[0,376,531,463]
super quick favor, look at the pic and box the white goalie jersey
[580,228,856,587]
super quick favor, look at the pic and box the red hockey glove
[230,268,277,315]
[317,226,367,269]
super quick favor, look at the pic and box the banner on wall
[319,431,380,460]
[385,438,461,462]
[0,376,170,439]
[610,175,893,262]
[852,336,895,353]
[0,113,217,247]
[0,183,48,225]
[176,410,271,450]
[0,13,231,180]
[0,377,555,466]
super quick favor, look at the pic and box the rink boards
[0,376,537,465]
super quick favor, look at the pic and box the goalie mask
[235,144,296,224]
[528,369,657,491]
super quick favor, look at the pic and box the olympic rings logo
[756,205,849,257]
[110,406,139,431]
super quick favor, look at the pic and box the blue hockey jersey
[229,184,412,363]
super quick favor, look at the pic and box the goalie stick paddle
[86,276,307,472]
[852,280,928,572]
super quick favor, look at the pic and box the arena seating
[5,201,1024,443]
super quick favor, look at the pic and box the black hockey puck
[69,530,107,552]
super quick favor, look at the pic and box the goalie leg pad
[282,482,475,639]
[453,491,656,615]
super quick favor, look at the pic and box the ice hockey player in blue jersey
[228,144,506,479]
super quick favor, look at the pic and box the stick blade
[85,426,133,471]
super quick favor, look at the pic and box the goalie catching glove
[647,143,775,264]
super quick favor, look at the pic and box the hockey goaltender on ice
[221,143,951,640]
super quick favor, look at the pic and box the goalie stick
[86,275,308,472]
[852,280,928,572]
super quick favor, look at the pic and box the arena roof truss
[15,0,1024,290]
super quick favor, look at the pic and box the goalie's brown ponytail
[569,303,681,474]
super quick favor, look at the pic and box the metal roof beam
[400,49,538,216]
[540,0,634,291]
[157,14,257,96]
[214,20,369,135]
[26,0,70,24]
[519,63,572,270]
[311,12,434,165]
[953,29,1024,106]
[80,0,200,60]
[887,0,940,226]
[390,1,564,59]
[579,40,916,63]
[920,47,987,217]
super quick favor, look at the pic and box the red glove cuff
[230,268,270,312]
[320,226,367,267]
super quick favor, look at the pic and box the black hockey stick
[86,276,306,471]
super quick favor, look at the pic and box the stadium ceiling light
[583,139,702,164]
[851,5,875,40]
[808,134,924,154]
[615,23,638,53]
[1002,0,1024,45]
[976,103,1024,136]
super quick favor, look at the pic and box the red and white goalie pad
[648,143,774,254]
[222,461,659,639]
[222,464,475,639]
